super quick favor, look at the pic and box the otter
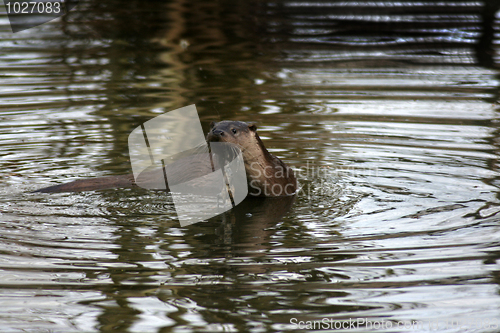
[208,121,296,196]
[34,121,297,197]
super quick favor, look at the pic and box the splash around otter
[34,121,297,197]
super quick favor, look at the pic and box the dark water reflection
[1,0,500,332]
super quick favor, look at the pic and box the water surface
[1,1,500,332]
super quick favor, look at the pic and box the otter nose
[212,129,224,137]
[207,128,225,142]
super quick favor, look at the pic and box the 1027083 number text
[6,1,63,14]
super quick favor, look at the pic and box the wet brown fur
[208,121,296,196]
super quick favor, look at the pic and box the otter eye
[231,128,237,134]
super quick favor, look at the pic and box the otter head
[207,121,259,152]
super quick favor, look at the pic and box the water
[1,0,500,332]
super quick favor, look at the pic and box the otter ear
[248,124,257,132]
[210,121,216,129]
